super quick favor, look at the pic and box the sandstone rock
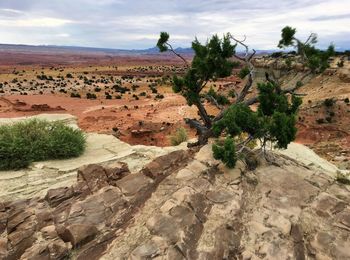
[186,160,207,174]
[176,168,196,180]
[206,190,234,203]
[116,173,152,197]
[0,211,7,234]
[47,240,70,259]
[20,243,50,260]
[59,224,98,248]
[104,162,130,185]
[0,238,8,259]
[195,144,219,166]
[20,239,69,260]
[35,208,53,230]
[130,242,159,259]
[40,225,58,240]
[45,187,74,207]
[77,164,109,192]
[266,213,291,235]
[146,215,180,243]
[142,150,187,179]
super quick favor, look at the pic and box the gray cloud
[310,13,350,21]
[0,0,349,50]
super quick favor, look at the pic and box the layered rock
[1,145,349,260]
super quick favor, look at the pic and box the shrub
[86,92,97,99]
[344,98,349,103]
[212,138,237,168]
[324,98,335,107]
[337,60,344,67]
[169,127,188,146]
[238,66,250,79]
[316,118,325,124]
[70,92,81,98]
[0,119,86,170]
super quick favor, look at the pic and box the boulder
[59,224,98,248]
[115,173,152,197]
[77,164,109,192]
[45,187,74,207]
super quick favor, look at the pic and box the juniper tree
[157,29,304,168]
[278,26,335,73]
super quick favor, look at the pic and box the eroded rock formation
[0,146,349,260]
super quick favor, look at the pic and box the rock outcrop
[0,145,349,260]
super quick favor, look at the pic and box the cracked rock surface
[0,143,349,260]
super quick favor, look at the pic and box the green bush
[212,137,237,168]
[0,119,86,170]
[169,127,188,146]
[324,98,335,107]
[238,66,250,79]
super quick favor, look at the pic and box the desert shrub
[296,81,303,88]
[212,137,237,168]
[0,119,86,170]
[238,66,250,79]
[70,93,81,98]
[337,60,344,67]
[155,94,164,99]
[271,52,283,58]
[86,92,97,99]
[344,98,349,103]
[316,118,325,124]
[169,127,188,146]
[324,98,335,107]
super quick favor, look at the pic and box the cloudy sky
[0,0,349,50]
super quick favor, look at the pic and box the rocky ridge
[0,144,349,259]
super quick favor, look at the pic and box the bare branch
[206,95,223,110]
[165,42,189,68]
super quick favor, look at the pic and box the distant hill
[0,44,194,56]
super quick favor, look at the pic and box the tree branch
[165,42,189,68]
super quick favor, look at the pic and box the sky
[0,0,349,50]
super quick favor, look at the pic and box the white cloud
[0,17,72,27]
[0,0,348,49]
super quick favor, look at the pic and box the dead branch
[165,42,189,68]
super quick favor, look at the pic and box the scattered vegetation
[324,98,335,107]
[169,127,188,146]
[0,119,86,170]
[336,172,350,185]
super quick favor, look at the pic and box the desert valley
[0,1,350,259]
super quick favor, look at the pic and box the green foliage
[212,137,237,168]
[238,66,250,79]
[278,26,296,48]
[278,26,334,73]
[157,32,170,52]
[212,103,262,138]
[324,98,335,107]
[169,127,188,146]
[0,119,86,170]
[207,87,229,105]
[268,112,297,148]
[158,32,238,106]
[212,82,302,165]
